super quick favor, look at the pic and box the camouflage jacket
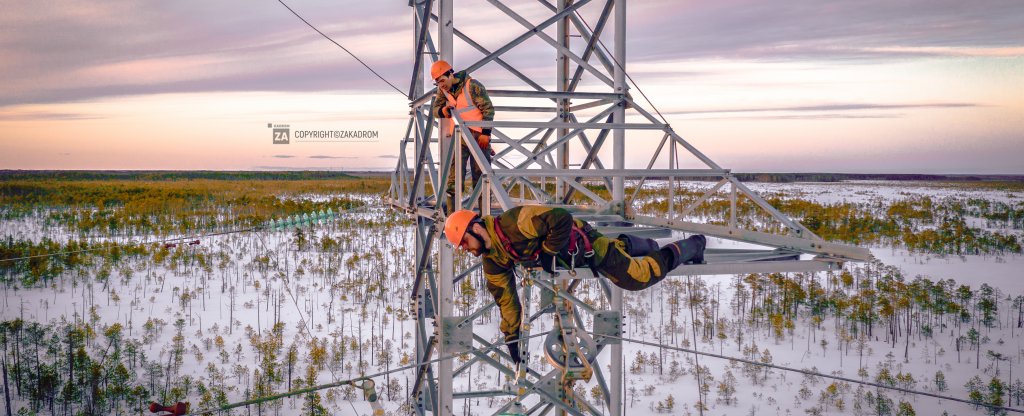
[431,70,494,135]
[480,205,573,339]
[481,206,574,282]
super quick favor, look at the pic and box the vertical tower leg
[610,0,626,415]
[556,0,571,201]
[412,3,426,414]
[436,1,454,415]
[556,5,573,413]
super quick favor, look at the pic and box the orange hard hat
[431,60,453,80]
[444,209,478,246]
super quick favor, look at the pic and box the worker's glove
[440,106,453,118]
[519,258,542,270]
[538,251,557,274]
[476,134,491,148]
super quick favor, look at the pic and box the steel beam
[488,90,621,100]
[488,0,613,87]
[666,260,839,276]
[491,168,727,177]
[609,0,626,413]
[631,214,873,261]
[391,2,873,415]
[436,1,455,415]
[463,120,667,130]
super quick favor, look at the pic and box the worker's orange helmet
[444,209,478,246]
[431,60,453,81]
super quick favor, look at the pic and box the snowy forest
[1,173,1023,415]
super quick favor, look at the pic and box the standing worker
[431,60,495,214]
[443,206,706,364]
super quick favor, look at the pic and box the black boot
[617,234,660,256]
[662,234,706,270]
[506,339,522,364]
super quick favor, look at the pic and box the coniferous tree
[987,377,1007,416]
[934,370,948,392]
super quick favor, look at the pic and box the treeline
[729,264,1022,414]
[0,238,151,286]
[0,208,400,287]
[729,262,1012,366]
[1,204,415,414]
[775,195,1023,255]
[635,263,1019,414]
[0,171,362,182]
[0,179,375,233]
[636,188,1023,255]
[637,173,1024,184]
[44,195,364,236]
[0,179,386,210]
[731,173,1024,183]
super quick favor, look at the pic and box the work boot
[661,234,706,270]
[506,339,522,364]
[617,233,660,256]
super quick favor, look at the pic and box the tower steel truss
[389,1,871,414]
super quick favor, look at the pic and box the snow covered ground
[1,180,1022,416]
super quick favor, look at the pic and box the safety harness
[568,220,595,258]
[492,221,537,262]
[492,220,595,269]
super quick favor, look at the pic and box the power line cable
[276,0,406,97]
[0,228,255,264]
[183,331,548,415]
[254,230,350,389]
[604,333,1022,414]
[571,10,670,125]
[559,14,989,412]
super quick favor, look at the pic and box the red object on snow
[189,240,200,245]
[149,401,189,415]
[163,243,177,249]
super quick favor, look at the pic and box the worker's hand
[476,134,490,148]
[440,106,452,118]
[538,251,557,274]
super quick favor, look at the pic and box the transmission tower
[388,1,871,415]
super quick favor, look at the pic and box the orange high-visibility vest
[443,76,484,135]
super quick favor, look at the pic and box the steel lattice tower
[389,1,870,414]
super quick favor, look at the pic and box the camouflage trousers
[487,231,673,342]
[445,133,492,212]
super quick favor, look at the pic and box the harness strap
[567,222,594,258]
[493,218,595,266]
[493,221,538,262]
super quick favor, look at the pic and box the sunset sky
[1,0,1022,173]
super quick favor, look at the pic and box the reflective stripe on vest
[445,76,484,135]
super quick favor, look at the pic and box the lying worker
[443,206,706,364]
